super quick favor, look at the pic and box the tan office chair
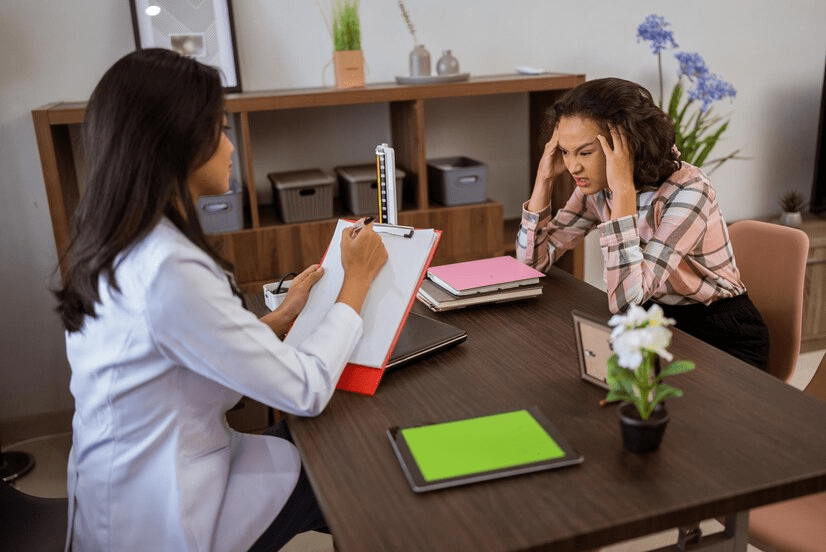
[0,478,68,551]
[728,220,809,381]
[748,351,826,551]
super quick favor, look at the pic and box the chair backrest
[728,220,810,382]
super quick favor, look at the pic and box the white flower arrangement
[606,304,695,420]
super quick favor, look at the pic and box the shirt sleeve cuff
[330,301,362,324]
[521,200,551,230]
[598,214,639,246]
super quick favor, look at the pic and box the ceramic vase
[779,211,803,228]
[618,402,669,454]
[409,44,431,77]
[436,50,460,75]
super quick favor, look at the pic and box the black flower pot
[618,402,669,453]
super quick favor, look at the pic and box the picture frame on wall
[129,0,242,92]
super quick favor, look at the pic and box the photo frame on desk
[129,0,242,91]
[571,310,613,390]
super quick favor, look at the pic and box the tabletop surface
[247,267,826,551]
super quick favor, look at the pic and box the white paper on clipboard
[285,219,440,368]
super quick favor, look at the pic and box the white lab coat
[65,217,362,551]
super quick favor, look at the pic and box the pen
[351,216,374,236]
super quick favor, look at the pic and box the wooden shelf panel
[34,73,586,288]
[225,74,585,112]
[36,74,585,123]
[802,214,826,350]
[212,202,504,286]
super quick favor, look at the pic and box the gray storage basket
[427,156,488,205]
[335,164,405,216]
[197,190,244,234]
[268,169,335,223]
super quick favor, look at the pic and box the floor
[5,349,823,551]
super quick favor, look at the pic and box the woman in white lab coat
[55,48,387,551]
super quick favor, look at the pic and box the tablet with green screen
[387,406,583,492]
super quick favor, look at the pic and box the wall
[1,0,824,422]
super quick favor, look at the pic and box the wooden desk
[247,268,826,551]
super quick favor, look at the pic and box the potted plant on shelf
[778,190,806,228]
[605,304,695,453]
[332,0,364,89]
[636,14,745,174]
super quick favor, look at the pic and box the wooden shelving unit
[32,73,585,292]
[800,214,826,352]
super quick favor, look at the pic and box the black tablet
[387,406,583,492]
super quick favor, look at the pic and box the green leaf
[332,1,361,51]
[657,360,696,379]
[606,389,635,403]
[608,363,636,383]
[693,121,729,168]
[609,370,638,396]
[668,84,683,121]
[649,384,684,411]
[702,149,743,174]
[632,396,650,420]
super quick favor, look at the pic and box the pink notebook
[427,256,544,296]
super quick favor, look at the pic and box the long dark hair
[56,48,232,332]
[542,77,681,188]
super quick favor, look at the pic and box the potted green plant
[778,190,806,228]
[636,14,745,173]
[605,304,695,453]
[331,0,364,89]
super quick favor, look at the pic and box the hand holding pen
[350,216,374,237]
[339,216,387,312]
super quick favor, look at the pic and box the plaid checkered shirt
[516,163,746,314]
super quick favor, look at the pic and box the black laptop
[385,313,467,372]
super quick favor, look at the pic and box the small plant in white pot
[606,304,695,453]
[778,190,806,228]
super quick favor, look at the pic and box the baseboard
[0,409,74,448]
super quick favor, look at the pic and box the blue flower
[689,73,737,112]
[636,14,742,170]
[637,14,678,55]
[675,52,709,80]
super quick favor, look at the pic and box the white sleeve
[144,249,362,417]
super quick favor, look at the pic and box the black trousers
[246,421,330,552]
[644,293,770,372]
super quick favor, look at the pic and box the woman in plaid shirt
[516,78,769,370]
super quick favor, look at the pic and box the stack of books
[417,255,544,312]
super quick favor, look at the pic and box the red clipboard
[285,220,441,396]
[337,227,441,395]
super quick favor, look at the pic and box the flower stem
[657,51,664,108]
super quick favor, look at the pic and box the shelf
[33,73,586,288]
[798,214,826,352]
[37,74,585,124]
